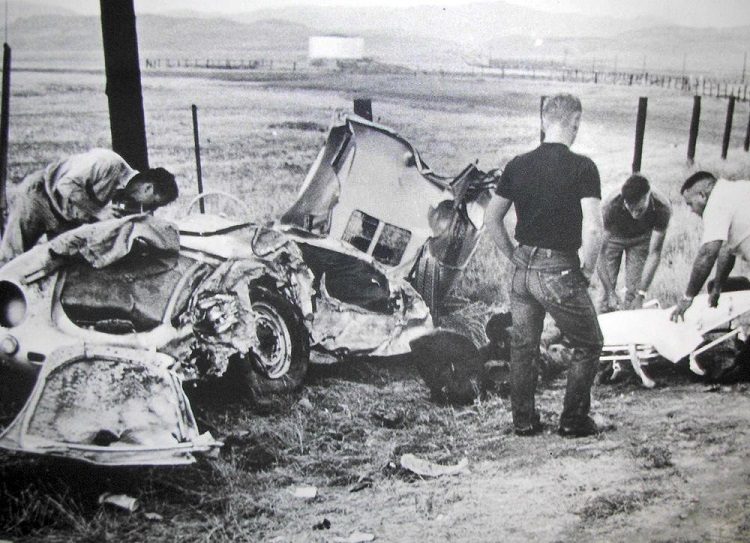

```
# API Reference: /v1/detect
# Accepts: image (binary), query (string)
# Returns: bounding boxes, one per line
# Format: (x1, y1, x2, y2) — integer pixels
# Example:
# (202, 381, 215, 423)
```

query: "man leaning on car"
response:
(485, 93, 604, 438)
(0, 148, 178, 264)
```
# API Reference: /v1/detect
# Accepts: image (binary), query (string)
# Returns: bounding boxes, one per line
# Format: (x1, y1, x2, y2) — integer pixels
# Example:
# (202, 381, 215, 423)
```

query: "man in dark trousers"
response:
(597, 173, 671, 311)
(0, 148, 178, 263)
(485, 93, 604, 437)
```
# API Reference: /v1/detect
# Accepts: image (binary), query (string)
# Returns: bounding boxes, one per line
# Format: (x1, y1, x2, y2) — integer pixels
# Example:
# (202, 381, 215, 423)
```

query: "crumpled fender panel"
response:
(0, 345, 220, 466)
(310, 276, 432, 357)
(169, 250, 314, 380)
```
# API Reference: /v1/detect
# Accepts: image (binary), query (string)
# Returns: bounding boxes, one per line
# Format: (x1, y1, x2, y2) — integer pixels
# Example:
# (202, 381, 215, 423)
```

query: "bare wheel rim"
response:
(252, 301, 293, 379)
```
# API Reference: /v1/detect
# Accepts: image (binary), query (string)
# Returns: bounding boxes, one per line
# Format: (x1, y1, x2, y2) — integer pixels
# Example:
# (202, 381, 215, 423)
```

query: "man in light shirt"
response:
(0, 148, 178, 263)
(670, 171, 750, 321)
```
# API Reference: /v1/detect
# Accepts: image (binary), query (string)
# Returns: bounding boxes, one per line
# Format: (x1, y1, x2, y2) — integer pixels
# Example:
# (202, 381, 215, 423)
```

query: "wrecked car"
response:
(280, 114, 493, 321)
(0, 114, 494, 465)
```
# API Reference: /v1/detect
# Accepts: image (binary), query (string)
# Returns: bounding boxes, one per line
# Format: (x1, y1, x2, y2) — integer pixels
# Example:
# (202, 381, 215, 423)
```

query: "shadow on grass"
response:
(306, 353, 418, 386)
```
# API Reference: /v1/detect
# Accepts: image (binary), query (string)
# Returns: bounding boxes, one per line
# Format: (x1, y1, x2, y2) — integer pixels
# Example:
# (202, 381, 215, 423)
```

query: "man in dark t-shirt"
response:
(485, 93, 604, 438)
(597, 174, 671, 312)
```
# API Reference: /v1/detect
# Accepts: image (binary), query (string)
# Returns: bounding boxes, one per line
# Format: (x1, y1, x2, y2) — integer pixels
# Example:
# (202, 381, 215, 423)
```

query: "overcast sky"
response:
(39, 0, 750, 28)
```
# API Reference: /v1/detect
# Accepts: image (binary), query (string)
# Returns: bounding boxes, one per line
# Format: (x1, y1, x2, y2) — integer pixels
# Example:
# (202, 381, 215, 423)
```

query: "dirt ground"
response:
(292, 384, 750, 543)
(237, 365, 750, 543)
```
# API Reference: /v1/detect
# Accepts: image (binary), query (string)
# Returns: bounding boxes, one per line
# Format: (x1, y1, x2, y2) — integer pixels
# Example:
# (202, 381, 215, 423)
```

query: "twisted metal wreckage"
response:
(0, 114, 494, 465)
(2, 114, 748, 466)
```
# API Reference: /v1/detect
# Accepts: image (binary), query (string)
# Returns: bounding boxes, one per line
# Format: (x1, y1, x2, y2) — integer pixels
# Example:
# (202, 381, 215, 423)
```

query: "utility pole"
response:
(99, 0, 149, 171)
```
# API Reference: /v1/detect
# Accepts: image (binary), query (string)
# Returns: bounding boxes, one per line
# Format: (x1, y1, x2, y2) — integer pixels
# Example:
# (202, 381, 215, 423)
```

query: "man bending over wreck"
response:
(671, 171, 750, 321)
(0, 148, 178, 264)
(485, 93, 604, 438)
(597, 173, 671, 311)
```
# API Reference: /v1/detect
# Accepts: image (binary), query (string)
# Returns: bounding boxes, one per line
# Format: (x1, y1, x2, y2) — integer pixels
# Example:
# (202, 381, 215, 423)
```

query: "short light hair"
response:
(542, 94, 582, 126)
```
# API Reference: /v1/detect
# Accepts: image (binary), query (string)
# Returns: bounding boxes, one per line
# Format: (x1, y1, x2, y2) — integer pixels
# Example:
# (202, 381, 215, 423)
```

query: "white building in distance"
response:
(308, 36, 365, 60)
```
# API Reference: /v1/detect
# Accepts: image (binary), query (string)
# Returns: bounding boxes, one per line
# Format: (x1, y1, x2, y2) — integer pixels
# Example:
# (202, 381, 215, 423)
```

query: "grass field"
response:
(2, 68, 750, 542)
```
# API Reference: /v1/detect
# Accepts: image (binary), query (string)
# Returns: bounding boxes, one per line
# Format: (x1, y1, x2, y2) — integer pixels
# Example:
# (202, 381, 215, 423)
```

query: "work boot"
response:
(557, 416, 599, 438)
(514, 412, 543, 437)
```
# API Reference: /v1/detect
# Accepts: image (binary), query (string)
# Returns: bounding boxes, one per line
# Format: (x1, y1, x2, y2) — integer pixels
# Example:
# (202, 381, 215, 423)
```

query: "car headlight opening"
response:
(0, 281, 27, 328)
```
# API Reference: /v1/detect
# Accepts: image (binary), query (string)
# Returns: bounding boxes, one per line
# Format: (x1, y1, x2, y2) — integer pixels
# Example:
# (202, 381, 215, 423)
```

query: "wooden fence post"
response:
(353, 98, 373, 121)
(744, 110, 750, 152)
(0, 44, 10, 235)
(191, 104, 205, 214)
(721, 96, 735, 159)
(540, 95, 547, 142)
(632, 97, 648, 173)
(687, 96, 701, 165)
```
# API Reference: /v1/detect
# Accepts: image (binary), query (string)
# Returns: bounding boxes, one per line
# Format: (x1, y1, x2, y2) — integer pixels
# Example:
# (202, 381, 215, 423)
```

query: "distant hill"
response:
(9, 14, 312, 56)
(5, 8, 748, 77)
(238, 1, 668, 41)
(4, 0, 75, 23)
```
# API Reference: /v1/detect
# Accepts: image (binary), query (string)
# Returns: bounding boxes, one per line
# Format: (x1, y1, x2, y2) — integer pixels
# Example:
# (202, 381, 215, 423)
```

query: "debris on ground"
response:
(98, 493, 139, 513)
(313, 518, 331, 530)
(292, 485, 318, 499)
(399, 453, 469, 477)
(370, 407, 405, 428)
(332, 531, 376, 543)
(143, 512, 164, 522)
(349, 477, 374, 492)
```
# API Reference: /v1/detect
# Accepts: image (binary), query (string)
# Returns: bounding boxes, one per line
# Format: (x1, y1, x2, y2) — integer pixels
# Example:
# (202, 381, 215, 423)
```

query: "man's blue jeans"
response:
(510, 245, 603, 429)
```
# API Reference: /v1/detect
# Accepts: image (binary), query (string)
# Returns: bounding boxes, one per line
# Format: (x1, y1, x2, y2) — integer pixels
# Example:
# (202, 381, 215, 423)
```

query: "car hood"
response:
(0, 345, 220, 465)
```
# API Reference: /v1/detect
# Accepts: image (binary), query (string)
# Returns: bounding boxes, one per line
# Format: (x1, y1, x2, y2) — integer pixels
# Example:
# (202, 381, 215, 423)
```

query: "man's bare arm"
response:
(638, 229, 667, 293)
(708, 244, 736, 306)
(596, 231, 615, 294)
(685, 240, 723, 297)
(484, 194, 515, 260)
(580, 197, 603, 281)
(670, 240, 723, 321)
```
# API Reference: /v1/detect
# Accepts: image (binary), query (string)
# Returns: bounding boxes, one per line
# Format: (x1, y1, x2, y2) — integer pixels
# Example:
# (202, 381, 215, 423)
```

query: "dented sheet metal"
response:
(168, 239, 315, 380)
(310, 278, 431, 356)
(0, 345, 219, 465)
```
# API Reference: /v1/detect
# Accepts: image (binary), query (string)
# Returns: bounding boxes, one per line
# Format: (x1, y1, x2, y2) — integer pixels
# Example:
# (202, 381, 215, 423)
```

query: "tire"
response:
(226, 285, 310, 404)
(411, 246, 442, 322)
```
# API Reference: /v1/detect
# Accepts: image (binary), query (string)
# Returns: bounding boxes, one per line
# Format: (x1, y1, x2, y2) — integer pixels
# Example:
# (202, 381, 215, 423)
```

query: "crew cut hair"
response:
(542, 94, 582, 126)
(621, 174, 650, 204)
(680, 171, 716, 194)
(128, 167, 179, 204)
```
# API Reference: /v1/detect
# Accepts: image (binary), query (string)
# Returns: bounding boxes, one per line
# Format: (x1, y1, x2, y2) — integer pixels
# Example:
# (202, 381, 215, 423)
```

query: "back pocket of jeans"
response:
(542, 270, 588, 304)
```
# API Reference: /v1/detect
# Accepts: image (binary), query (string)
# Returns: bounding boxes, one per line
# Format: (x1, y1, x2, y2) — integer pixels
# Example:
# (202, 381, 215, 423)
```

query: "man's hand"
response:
(670, 296, 694, 322)
(95, 205, 124, 221)
(708, 284, 722, 307)
(628, 293, 644, 310)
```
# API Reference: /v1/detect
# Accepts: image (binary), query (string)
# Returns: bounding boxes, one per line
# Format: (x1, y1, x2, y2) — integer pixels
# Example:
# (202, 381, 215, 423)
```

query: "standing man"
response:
(0, 148, 178, 263)
(485, 93, 604, 438)
(671, 171, 750, 321)
(597, 174, 671, 311)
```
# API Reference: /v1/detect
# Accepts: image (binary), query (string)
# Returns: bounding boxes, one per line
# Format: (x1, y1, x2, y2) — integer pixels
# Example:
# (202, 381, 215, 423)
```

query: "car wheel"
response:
(411, 246, 442, 322)
(228, 285, 310, 404)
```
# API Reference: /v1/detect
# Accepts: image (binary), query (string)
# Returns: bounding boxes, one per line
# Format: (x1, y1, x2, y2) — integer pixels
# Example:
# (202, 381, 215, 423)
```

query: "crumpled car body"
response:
(0, 214, 316, 464)
(0, 114, 492, 465)
(281, 114, 494, 320)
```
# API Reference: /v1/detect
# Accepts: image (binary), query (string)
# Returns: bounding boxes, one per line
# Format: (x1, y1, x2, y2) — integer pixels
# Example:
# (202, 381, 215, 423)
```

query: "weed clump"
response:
(577, 489, 660, 520)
